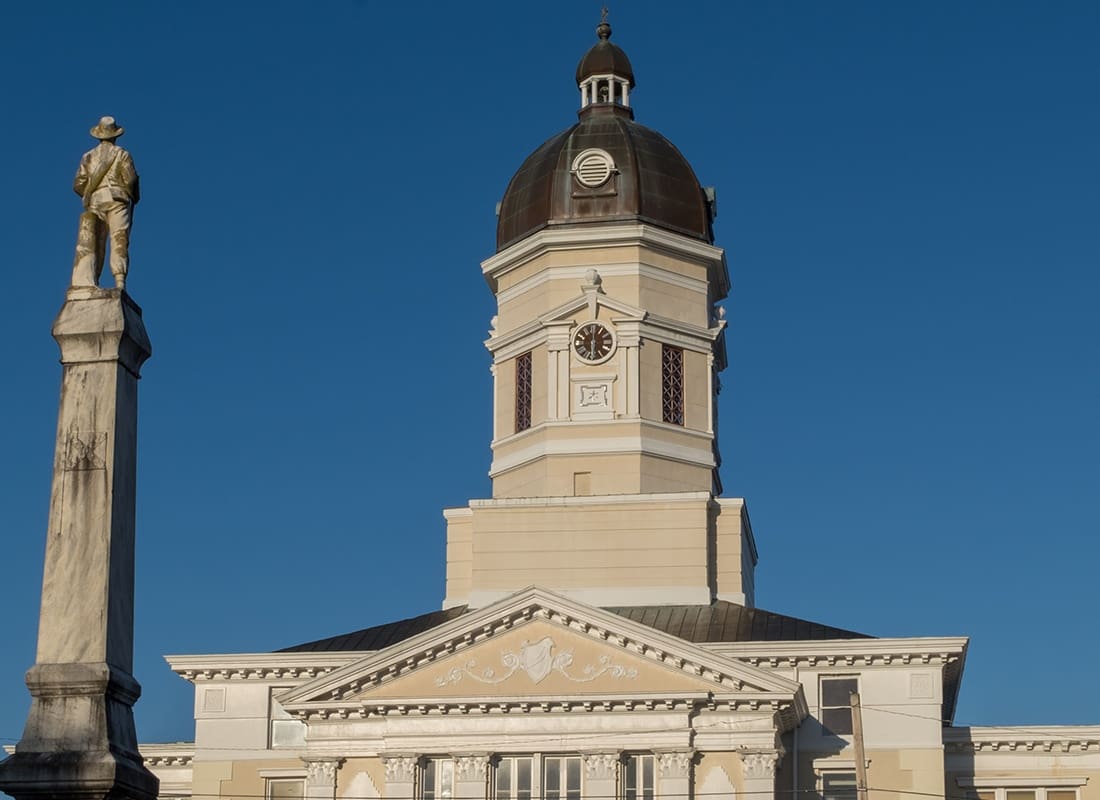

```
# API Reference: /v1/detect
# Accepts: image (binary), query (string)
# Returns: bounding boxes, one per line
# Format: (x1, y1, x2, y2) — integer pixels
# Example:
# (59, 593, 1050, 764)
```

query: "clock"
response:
(573, 322, 615, 363)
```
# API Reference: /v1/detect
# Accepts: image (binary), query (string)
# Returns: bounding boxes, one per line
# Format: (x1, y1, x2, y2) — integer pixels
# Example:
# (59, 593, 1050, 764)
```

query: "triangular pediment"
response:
(278, 588, 804, 723)
(538, 290, 646, 326)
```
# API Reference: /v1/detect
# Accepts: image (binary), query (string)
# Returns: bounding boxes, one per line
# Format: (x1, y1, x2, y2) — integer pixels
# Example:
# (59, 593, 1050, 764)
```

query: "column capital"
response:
(455, 755, 491, 781)
(741, 750, 781, 780)
(582, 752, 622, 780)
(382, 755, 419, 783)
(655, 751, 695, 778)
(303, 758, 344, 787)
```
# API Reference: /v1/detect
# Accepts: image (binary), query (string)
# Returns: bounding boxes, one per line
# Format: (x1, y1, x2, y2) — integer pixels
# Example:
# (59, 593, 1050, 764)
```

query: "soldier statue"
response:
(71, 116, 140, 290)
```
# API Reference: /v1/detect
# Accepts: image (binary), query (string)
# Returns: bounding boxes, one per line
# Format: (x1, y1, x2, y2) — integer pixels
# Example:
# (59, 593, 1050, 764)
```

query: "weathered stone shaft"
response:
(0, 287, 157, 800)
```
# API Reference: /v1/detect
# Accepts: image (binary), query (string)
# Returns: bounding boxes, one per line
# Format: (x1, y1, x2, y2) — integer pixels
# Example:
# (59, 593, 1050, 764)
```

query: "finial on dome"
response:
(597, 7, 612, 40)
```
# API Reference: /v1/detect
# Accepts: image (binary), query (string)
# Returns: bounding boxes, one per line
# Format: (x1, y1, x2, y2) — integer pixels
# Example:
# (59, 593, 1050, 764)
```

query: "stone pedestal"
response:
(0, 288, 157, 800)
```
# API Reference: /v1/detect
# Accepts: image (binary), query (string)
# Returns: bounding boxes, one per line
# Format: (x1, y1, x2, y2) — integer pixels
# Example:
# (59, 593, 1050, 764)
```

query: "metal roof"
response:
(278, 601, 870, 653)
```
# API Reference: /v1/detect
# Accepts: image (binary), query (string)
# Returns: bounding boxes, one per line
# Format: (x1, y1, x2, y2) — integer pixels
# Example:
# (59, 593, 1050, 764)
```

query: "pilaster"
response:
(741, 750, 781, 800)
(382, 756, 418, 800)
(582, 752, 621, 800)
(656, 751, 694, 800)
(304, 759, 343, 800)
(454, 755, 490, 800)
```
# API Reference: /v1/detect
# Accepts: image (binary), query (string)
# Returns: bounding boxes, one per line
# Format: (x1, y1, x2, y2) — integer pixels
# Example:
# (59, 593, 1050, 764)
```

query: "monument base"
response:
(0, 663, 158, 800)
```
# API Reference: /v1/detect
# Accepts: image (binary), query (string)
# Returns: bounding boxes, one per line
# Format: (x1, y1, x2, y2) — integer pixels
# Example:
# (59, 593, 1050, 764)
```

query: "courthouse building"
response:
(141, 21, 1100, 800)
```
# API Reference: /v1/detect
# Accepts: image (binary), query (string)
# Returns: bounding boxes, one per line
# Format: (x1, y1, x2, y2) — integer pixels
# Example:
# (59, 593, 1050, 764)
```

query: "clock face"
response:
(573, 322, 614, 362)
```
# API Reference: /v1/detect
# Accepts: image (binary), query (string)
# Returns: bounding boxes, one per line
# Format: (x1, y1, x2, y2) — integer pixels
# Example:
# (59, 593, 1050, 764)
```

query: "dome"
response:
(575, 20, 635, 87)
(496, 20, 713, 252)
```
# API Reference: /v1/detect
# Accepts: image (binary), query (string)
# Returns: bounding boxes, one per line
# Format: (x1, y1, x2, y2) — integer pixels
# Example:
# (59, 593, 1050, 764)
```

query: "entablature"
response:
(946, 725, 1100, 754)
(482, 223, 729, 298)
(165, 652, 359, 683)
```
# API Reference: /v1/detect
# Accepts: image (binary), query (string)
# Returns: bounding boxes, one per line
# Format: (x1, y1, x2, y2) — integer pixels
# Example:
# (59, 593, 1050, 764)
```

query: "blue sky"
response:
(0, 0, 1097, 749)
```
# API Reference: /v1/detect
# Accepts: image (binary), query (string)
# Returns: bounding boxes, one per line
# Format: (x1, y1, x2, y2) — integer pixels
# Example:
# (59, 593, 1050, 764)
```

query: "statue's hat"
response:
(90, 116, 125, 140)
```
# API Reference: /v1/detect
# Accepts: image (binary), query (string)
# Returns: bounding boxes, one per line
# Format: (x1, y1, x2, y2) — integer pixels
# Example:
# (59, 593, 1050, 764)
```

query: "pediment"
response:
(538, 290, 646, 327)
(278, 588, 804, 721)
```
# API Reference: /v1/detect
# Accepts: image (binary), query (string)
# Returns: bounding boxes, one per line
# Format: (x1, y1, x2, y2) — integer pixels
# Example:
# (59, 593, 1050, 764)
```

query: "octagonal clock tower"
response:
(444, 18, 756, 612)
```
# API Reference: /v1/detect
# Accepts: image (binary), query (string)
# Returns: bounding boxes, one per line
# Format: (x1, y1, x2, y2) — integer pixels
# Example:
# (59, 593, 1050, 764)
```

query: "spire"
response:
(576, 9, 635, 113)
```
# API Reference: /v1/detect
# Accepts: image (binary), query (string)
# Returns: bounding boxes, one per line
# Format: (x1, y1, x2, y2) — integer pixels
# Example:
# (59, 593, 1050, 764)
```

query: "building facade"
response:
(137, 20, 1099, 800)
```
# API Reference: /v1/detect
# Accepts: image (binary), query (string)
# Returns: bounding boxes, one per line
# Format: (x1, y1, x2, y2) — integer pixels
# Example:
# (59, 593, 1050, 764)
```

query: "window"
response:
(820, 676, 858, 735)
(624, 755, 655, 800)
(422, 758, 454, 800)
(661, 345, 684, 425)
(515, 351, 532, 432)
(495, 757, 533, 800)
(543, 756, 581, 800)
(961, 788, 1081, 800)
(266, 780, 304, 800)
(269, 687, 306, 747)
(820, 771, 857, 800)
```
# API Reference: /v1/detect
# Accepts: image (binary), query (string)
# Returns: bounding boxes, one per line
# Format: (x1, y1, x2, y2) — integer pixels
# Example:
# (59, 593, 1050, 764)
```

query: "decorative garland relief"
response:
(434, 636, 638, 687)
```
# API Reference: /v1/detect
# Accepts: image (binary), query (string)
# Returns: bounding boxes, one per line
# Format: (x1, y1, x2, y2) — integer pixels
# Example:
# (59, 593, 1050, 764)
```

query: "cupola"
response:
(575, 13, 635, 112)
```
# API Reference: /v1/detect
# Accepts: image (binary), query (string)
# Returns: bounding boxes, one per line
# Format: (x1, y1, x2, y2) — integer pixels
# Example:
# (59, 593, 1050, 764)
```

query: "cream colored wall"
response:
(713, 499, 754, 605)
(696, 752, 745, 797)
(487, 228, 722, 501)
(443, 509, 472, 609)
(489, 419, 716, 498)
(444, 493, 718, 607)
(338, 758, 385, 800)
(213, 758, 304, 800)
(492, 245, 712, 333)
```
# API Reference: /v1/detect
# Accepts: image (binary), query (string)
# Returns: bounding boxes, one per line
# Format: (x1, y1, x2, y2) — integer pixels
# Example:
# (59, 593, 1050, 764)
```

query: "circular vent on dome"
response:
(572, 148, 615, 187)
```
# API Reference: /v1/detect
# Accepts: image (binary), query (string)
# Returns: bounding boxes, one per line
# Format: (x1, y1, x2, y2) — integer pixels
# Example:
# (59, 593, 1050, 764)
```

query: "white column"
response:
(490, 362, 499, 440)
(627, 344, 640, 417)
(304, 758, 344, 800)
(559, 346, 571, 419)
(741, 751, 780, 800)
(454, 755, 490, 800)
(706, 352, 715, 435)
(622, 81, 630, 107)
(656, 752, 694, 800)
(547, 348, 559, 420)
(382, 755, 418, 800)
(583, 753, 620, 800)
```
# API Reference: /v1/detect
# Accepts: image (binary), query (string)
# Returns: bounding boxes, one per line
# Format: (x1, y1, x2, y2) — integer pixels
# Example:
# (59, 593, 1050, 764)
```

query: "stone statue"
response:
(71, 116, 140, 290)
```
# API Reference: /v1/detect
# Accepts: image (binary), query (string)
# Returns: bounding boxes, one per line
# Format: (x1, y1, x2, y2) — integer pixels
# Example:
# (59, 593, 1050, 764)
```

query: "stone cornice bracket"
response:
(382, 755, 418, 783)
(303, 758, 344, 786)
(582, 752, 622, 780)
(656, 751, 695, 779)
(741, 751, 781, 780)
(454, 755, 491, 781)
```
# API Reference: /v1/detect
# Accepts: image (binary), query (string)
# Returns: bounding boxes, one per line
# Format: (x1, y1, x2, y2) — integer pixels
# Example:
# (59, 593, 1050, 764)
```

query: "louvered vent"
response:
(572, 149, 614, 188)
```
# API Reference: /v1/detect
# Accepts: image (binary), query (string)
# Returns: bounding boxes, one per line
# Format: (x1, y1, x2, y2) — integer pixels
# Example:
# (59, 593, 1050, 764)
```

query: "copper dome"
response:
(496, 23, 713, 252)
(575, 20, 635, 87)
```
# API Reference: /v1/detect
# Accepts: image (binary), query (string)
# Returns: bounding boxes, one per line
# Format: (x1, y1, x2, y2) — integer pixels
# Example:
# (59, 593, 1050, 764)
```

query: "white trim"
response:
(165, 652, 360, 681)
(495, 262, 709, 306)
(468, 490, 716, 508)
(489, 426, 716, 476)
(707, 637, 969, 662)
(483, 223, 726, 286)
(258, 769, 309, 779)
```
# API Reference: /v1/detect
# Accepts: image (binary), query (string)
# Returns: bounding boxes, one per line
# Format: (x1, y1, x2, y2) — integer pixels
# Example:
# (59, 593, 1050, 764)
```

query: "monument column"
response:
(0, 285, 157, 800)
